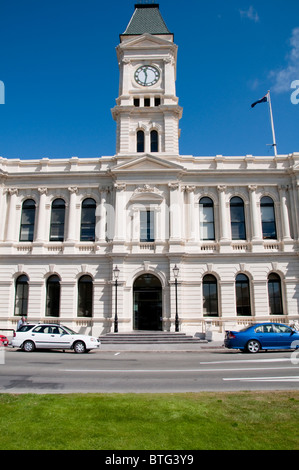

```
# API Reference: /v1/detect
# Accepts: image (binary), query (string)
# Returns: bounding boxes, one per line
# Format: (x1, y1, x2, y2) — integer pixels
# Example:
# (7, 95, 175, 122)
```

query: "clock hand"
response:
(143, 68, 148, 85)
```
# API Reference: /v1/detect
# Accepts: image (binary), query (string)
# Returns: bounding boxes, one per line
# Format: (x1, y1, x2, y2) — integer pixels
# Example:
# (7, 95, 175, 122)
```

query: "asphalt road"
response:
(1, 347, 299, 393)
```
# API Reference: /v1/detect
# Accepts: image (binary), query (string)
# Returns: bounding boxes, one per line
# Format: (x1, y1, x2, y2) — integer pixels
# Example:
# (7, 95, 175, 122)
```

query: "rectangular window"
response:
(236, 275, 251, 316)
(80, 199, 96, 242)
(20, 200, 36, 242)
(134, 98, 140, 107)
(261, 206, 277, 239)
(14, 277, 29, 317)
(144, 98, 150, 107)
(200, 204, 215, 240)
(50, 200, 65, 242)
(20, 224, 35, 242)
(230, 200, 246, 240)
(155, 97, 161, 106)
(137, 130, 145, 153)
(140, 211, 155, 242)
(203, 277, 218, 316)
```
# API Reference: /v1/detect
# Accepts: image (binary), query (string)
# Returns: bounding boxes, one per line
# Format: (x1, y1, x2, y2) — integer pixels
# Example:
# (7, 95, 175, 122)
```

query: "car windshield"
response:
(18, 324, 35, 332)
(61, 325, 77, 335)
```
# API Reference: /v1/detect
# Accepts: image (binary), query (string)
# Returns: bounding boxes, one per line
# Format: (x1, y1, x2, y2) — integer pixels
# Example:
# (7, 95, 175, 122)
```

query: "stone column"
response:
(248, 185, 262, 240)
(0, 187, 6, 241)
(279, 185, 291, 240)
(98, 188, 108, 242)
(155, 206, 162, 242)
(217, 185, 229, 241)
(160, 198, 167, 241)
(183, 186, 196, 241)
(131, 206, 140, 243)
(168, 182, 181, 240)
(5, 188, 18, 242)
(67, 187, 78, 242)
(114, 183, 126, 241)
(35, 187, 48, 242)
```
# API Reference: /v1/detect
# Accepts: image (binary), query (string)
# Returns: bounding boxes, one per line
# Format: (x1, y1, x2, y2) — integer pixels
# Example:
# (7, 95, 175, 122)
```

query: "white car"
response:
(12, 323, 100, 353)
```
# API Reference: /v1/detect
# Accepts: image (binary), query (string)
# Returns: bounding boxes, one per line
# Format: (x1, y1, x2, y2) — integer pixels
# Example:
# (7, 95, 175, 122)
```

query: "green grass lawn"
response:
(0, 391, 298, 450)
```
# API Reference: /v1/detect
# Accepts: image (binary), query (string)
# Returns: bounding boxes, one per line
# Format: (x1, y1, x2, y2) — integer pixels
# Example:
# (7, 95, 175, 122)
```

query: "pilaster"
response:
(217, 185, 230, 252)
(5, 188, 18, 242)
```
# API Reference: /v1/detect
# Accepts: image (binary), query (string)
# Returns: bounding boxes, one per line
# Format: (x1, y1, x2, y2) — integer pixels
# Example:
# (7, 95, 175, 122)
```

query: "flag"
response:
(251, 93, 268, 108)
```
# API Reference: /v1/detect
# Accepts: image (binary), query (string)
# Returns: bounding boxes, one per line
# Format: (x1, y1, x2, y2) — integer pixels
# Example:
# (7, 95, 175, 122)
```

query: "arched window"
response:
(199, 197, 215, 240)
(19, 199, 36, 241)
(150, 130, 158, 152)
(50, 199, 65, 242)
(137, 130, 145, 153)
(14, 275, 29, 317)
(261, 196, 277, 239)
(230, 197, 246, 240)
(46, 275, 60, 317)
(80, 198, 96, 241)
(203, 275, 218, 316)
(268, 273, 283, 315)
(235, 274, 251, 316)
(78, 275, 93, 317)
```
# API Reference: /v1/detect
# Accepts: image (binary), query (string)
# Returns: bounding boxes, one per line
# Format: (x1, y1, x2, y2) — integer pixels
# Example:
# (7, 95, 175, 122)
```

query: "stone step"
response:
(99, 332, 203, 344)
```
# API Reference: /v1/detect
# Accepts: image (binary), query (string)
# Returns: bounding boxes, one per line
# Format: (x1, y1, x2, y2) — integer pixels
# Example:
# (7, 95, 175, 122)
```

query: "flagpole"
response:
(267, 90, 278, 157)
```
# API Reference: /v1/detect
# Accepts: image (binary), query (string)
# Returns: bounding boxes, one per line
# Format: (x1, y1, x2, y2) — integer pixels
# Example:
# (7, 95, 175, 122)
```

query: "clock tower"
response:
(111, 3, 183, 156)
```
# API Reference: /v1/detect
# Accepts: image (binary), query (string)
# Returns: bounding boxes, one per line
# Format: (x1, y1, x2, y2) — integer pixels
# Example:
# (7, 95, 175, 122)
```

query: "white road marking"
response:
(223, 376, 299, 382)
(61, 366, 297, 373)
(200, 358, 293, 365)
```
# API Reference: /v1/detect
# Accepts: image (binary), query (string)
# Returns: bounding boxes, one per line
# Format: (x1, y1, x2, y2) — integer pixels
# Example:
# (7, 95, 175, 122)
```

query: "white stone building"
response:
(0, 4, 298, 339)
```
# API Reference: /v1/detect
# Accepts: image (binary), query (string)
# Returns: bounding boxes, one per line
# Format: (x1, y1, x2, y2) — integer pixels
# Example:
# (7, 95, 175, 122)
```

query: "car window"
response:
(32, 325, 44, 333)
(255, 325, 273, 333)
(273, 324, 292, 334)
(18, 325, 35, 332)
(61, 325, 76, 335)
(51, 327, 59, 334)
(58, 326, 67, 335)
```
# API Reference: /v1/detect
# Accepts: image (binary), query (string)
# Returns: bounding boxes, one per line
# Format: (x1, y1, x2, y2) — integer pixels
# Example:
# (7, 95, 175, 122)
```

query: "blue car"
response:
(224, 322, 299, 353)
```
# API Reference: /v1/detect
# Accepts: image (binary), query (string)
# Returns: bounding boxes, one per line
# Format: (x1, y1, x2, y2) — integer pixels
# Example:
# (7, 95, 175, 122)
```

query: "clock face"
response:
(135, 65, 160, 87)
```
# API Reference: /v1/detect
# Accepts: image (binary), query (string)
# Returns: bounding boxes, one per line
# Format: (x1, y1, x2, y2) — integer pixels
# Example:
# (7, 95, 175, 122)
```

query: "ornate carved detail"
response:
(134, 184, 162, 195)
(168, 182, 180, 190)
(114, 183, 126, 191)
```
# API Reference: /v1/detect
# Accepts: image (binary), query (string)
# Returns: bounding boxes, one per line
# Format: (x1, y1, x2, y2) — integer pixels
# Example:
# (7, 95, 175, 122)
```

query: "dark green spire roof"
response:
(122, 4, 172, 36)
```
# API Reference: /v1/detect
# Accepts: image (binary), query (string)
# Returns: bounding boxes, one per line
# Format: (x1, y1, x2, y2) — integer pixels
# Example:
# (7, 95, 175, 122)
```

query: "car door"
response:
(48, 326, 73, 349)
(272, 324, 294, 348)
(255, 323, 279, 349)
(31, 325, 53, 349)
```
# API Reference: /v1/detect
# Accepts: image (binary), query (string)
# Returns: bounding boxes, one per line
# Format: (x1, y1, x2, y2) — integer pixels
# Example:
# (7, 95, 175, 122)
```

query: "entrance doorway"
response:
(133, 274, 162, 331)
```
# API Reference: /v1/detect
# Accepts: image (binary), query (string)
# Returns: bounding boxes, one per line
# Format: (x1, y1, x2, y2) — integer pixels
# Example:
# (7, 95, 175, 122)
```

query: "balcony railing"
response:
(0, 238, 297, 255)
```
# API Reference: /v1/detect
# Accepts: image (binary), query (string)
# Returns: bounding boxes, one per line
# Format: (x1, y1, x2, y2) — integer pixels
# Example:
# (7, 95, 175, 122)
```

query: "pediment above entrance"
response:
(119, 33, 176, 51)
(111, 154, 184, 174)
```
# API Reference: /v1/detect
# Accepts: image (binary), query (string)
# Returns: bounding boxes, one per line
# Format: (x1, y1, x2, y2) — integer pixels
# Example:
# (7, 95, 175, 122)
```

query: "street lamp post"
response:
(173, 264, 179, 332)
(113, 265, 120, 333)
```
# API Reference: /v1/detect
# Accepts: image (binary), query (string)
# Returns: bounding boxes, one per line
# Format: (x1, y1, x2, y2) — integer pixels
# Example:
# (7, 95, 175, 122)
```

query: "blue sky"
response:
(0, 0, 298, 159)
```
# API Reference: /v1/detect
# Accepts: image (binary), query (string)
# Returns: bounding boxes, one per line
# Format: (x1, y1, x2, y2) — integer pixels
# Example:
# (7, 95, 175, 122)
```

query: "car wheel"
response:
(246, 340, 261, 354)
(73, 341, 86, 354)
(23, 340, 35, 352)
